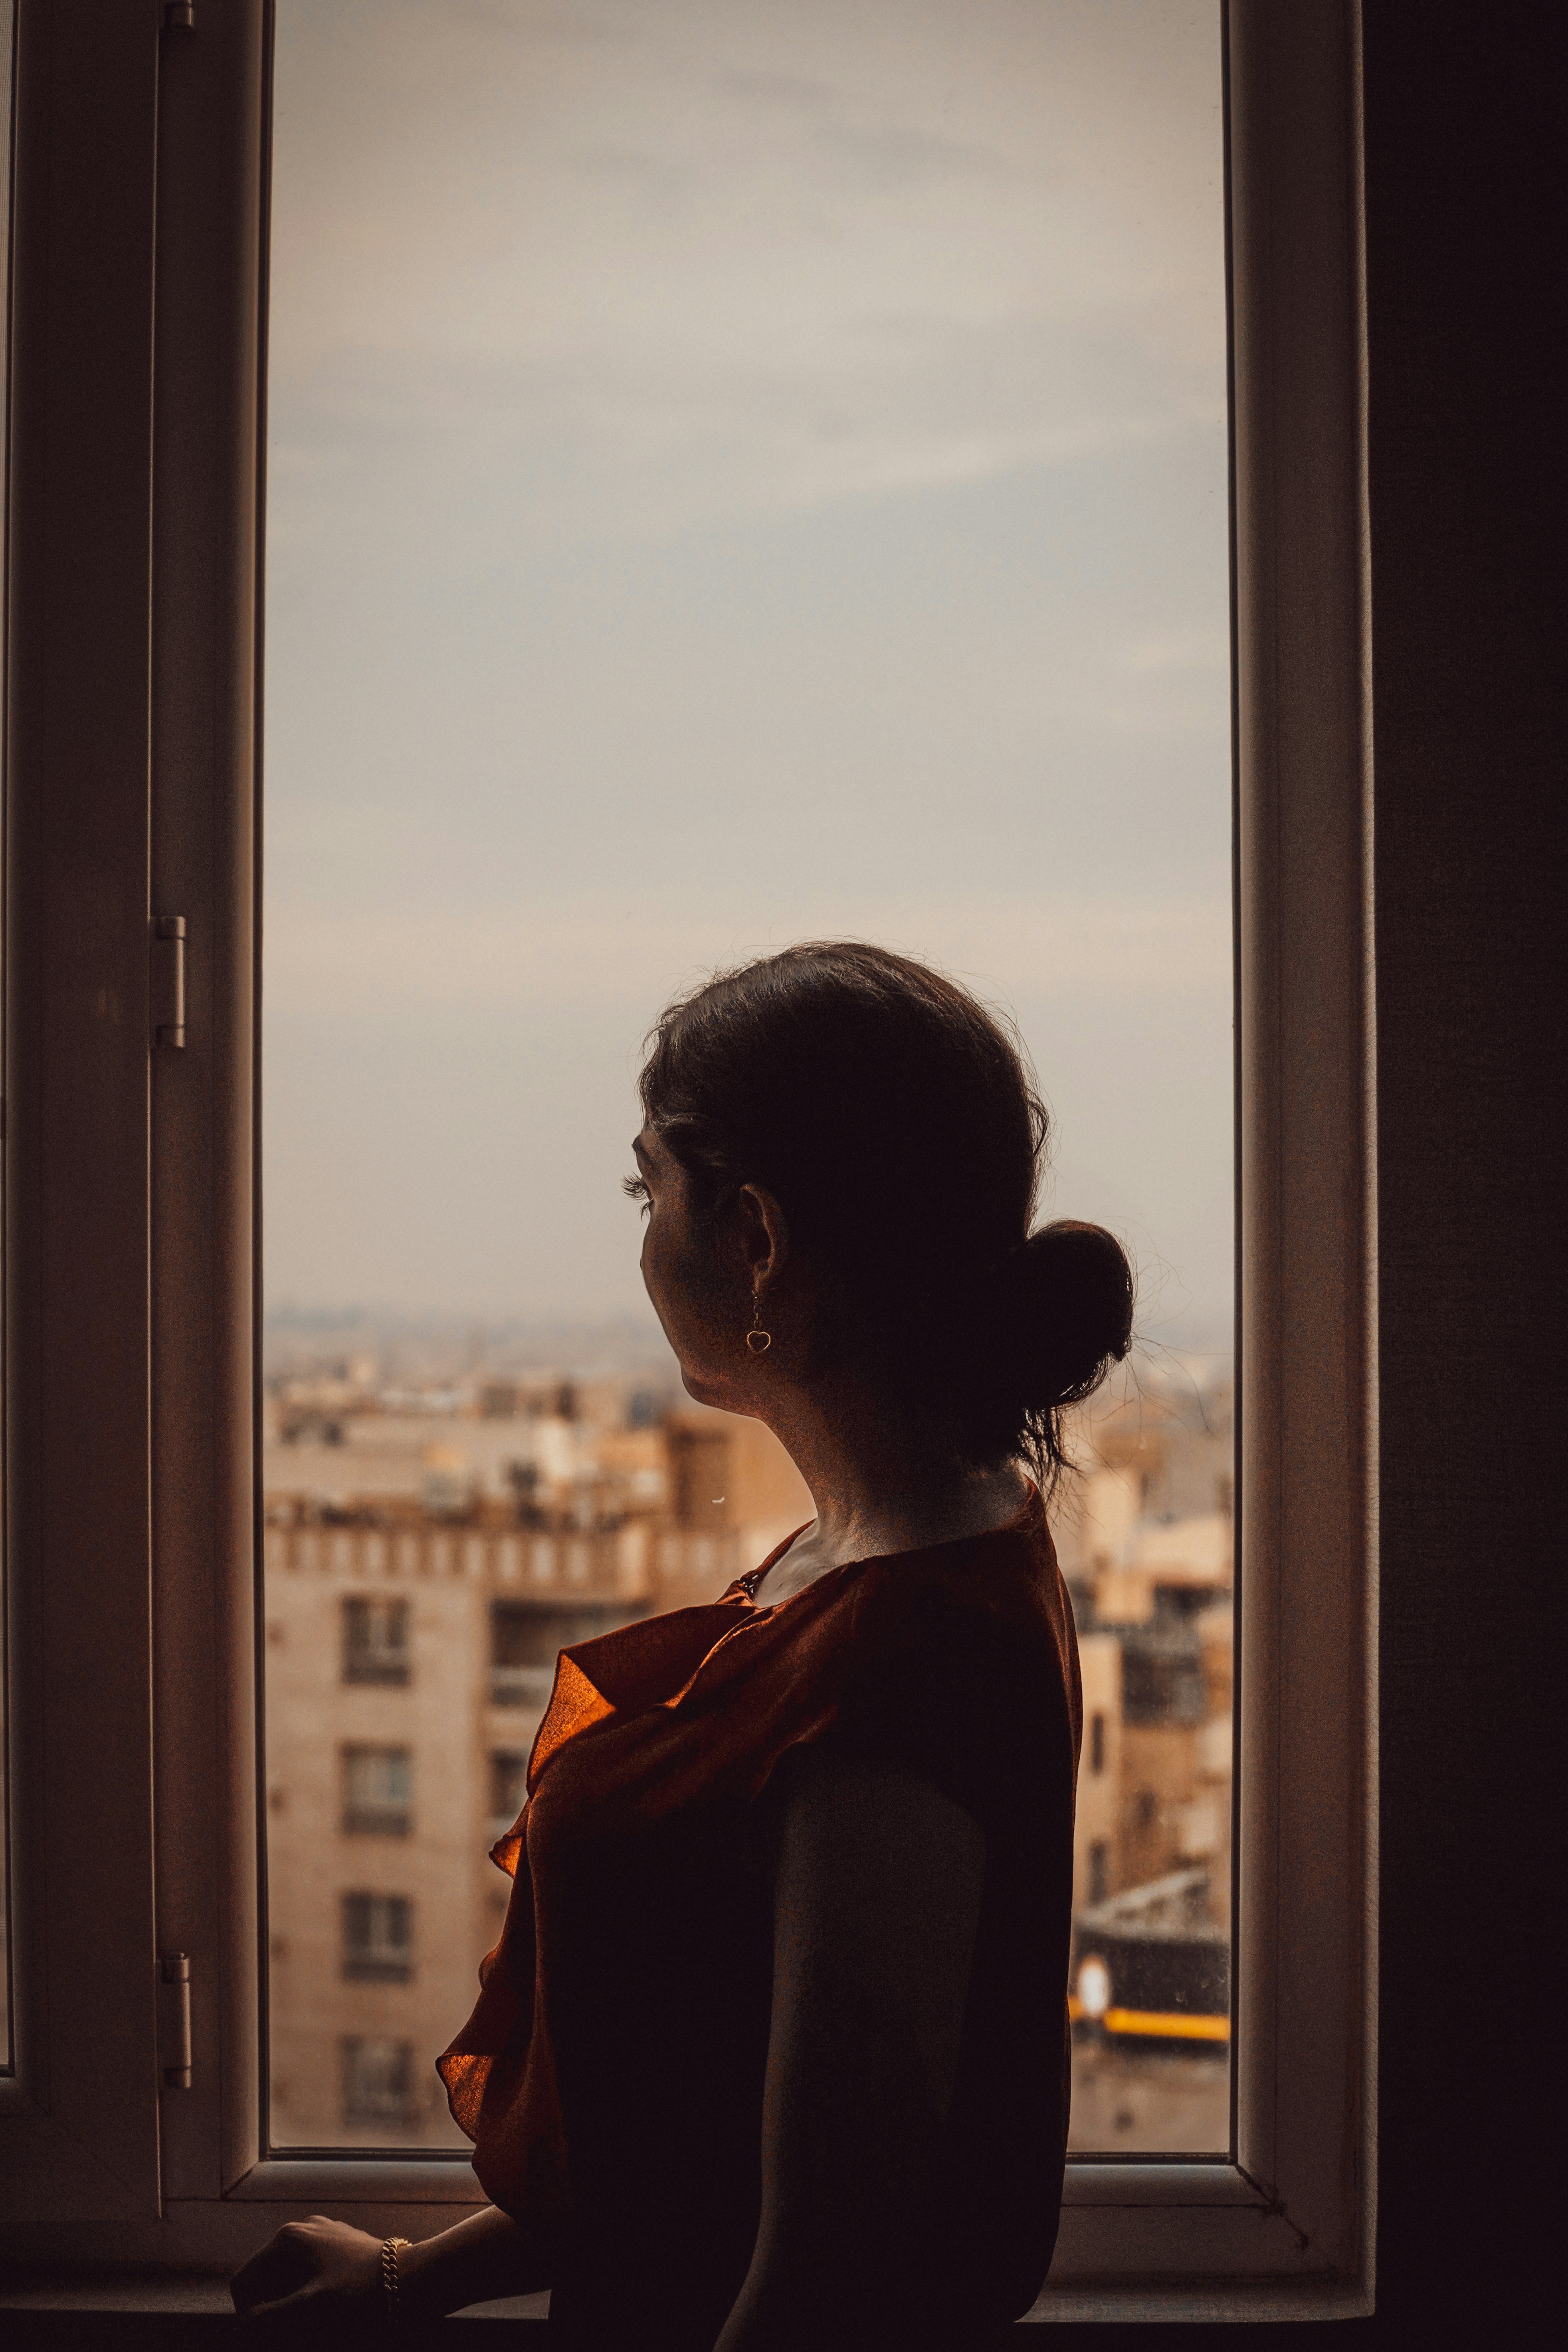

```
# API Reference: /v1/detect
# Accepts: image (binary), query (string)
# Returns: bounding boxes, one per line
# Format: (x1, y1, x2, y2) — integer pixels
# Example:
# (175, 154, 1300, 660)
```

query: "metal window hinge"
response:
(151, 915, 186, 1050)
(159, 1951, 192, 2090)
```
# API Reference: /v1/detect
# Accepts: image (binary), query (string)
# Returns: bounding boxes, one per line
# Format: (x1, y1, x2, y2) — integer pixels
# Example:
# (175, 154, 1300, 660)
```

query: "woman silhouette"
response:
(233, 942, 1133, 2349)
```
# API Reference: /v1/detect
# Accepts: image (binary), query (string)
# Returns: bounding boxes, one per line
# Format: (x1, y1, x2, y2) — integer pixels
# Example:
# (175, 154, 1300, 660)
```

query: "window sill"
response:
(0, 2268, 1370, 2338)
(1028, 2281, 1372, 2322)
(0, 2273, 553, 2341)
(217, 2154, 1266, 2208)
(205, 2158, 1362, 2318)
(226, 2155, 485, 2200)
(1, 2160, 1362, 2313)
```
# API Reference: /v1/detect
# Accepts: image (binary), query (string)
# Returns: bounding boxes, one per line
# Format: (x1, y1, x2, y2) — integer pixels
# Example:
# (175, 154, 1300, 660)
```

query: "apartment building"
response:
(264, 1511, 652, 2148)
(262, 1373, 1231, 2142)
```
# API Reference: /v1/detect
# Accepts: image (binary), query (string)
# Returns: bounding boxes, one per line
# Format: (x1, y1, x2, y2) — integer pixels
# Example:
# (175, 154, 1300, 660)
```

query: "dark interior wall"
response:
(1362, 0, 1558, 2340)
(1009, 3, 1562, 2342)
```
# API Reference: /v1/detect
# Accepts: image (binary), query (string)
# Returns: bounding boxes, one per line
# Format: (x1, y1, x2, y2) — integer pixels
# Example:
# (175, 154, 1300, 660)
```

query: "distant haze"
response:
(264, 0, 1233, 1354)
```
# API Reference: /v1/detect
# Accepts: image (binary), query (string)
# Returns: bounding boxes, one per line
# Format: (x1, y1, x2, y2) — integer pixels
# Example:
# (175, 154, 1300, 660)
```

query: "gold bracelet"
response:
(381, 2236, 414, 2327)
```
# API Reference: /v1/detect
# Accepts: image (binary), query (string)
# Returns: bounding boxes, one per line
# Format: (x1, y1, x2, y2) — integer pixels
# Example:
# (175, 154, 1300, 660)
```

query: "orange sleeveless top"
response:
(438, 1489, 1081, 2348)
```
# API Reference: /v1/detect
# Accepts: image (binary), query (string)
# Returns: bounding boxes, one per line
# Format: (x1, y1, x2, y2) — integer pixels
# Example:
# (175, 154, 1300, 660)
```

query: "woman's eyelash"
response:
(623, 1173, 651, 1212)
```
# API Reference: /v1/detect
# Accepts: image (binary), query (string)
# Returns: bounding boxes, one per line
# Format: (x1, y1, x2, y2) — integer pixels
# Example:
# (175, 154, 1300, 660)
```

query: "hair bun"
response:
(1020, 1220, 1135, 1409)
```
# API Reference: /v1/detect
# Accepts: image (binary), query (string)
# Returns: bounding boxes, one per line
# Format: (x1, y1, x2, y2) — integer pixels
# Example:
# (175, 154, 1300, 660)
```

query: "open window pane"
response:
(261, 0, 1232, 2156)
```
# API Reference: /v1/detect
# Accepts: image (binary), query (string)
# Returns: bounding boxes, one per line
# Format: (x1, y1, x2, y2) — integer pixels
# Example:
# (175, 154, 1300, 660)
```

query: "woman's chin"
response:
(678, 1362, 728, 1408)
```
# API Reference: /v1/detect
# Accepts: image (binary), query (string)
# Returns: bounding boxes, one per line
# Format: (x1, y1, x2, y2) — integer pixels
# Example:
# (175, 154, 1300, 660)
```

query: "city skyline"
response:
(261, 1346, 1234, 2154)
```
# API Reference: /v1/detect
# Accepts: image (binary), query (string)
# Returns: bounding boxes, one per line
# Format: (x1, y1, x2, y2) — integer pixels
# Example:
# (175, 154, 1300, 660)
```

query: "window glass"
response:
(262, 0, 1232, 2154)
(342, 2035, 418, 2128)
(1, 0, 15, 2079)
(341, 1595, 410, 1687)
(342, 1745, 413, 1837)
(1056, 1372, 1233, 2142)
(341, 1891, 414, 1984)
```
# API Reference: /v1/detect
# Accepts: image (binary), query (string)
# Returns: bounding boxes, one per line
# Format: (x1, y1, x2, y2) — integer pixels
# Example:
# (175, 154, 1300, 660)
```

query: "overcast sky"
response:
(263, 0, 1232, 1352)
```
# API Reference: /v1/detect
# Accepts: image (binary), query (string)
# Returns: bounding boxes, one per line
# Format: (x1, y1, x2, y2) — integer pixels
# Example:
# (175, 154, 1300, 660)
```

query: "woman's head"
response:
(631, 942, 1133, 1485)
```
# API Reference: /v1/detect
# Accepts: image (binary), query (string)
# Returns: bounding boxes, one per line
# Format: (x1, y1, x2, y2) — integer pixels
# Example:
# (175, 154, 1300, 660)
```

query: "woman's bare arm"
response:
(715, 1746, 985, 2352)
(231, 2199, 546, 2322)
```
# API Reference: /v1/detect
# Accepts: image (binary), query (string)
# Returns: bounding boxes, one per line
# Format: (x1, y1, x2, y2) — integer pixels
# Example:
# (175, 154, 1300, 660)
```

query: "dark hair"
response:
(637, 942, 1134, 1488)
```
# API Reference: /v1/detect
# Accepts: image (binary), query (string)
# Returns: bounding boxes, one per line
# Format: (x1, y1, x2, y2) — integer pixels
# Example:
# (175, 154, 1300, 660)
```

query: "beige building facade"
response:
(264, 1517, 651, 2148)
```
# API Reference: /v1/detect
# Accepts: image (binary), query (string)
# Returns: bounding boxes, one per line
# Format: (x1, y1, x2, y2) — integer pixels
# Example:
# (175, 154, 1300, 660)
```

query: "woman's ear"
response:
(737, 1184, 790, 1284)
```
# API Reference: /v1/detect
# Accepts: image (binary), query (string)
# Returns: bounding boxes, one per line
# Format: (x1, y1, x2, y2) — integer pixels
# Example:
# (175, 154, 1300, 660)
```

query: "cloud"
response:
(808, 120, 1014, 192)
(263, 289, 1221, 554)
(262, 893, 1232, 1021)
(718, 68, 835, 112)
(1125, 629, 1231, 675)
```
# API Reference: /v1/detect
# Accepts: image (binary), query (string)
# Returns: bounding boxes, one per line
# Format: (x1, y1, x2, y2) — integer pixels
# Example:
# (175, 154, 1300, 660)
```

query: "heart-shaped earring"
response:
(746, 1290, 772, 1356)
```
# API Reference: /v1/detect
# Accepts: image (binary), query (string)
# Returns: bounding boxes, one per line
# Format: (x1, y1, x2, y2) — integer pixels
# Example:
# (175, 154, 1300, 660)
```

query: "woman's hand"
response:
(233, 2203, 549, 2325)
(230, 2215, 385, 2323)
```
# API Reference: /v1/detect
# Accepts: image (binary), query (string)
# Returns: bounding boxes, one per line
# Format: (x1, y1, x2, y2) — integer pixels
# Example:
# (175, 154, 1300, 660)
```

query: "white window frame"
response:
(0, 0, 1375, 2317)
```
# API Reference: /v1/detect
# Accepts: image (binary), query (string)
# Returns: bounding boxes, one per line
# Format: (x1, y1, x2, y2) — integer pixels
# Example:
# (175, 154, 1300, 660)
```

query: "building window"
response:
(341, 2036, 417, 2127)
(491, 1602, 613, 1706)
(1089, 1839, 1111, 1908)
(341, 1596, 410, 1687)
(342, 1746, 412, 1837)
(489, 1751, 529, 1842)
(341, 1892, 413, 1983)
(1089, 1711, 1107, 1776)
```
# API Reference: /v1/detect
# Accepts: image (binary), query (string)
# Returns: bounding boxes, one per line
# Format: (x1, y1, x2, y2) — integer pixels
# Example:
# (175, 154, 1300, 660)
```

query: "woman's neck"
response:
(747, 1365, 1029, 1599)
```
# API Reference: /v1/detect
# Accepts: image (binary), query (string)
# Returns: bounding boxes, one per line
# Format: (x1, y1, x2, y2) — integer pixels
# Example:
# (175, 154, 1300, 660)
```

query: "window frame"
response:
(0, 0, 1375, 2314)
